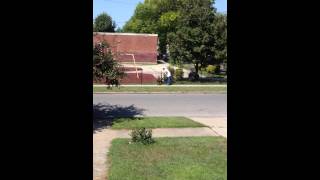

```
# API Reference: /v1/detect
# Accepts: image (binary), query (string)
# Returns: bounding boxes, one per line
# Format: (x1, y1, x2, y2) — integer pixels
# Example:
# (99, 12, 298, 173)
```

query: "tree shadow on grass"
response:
(93, 103, 145, 133)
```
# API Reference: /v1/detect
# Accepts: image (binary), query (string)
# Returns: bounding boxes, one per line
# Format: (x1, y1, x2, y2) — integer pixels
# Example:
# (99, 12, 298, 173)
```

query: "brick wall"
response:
(120, 73, 157, 84)
(93, 32, 158, 64)
(93, 72, 157, 85)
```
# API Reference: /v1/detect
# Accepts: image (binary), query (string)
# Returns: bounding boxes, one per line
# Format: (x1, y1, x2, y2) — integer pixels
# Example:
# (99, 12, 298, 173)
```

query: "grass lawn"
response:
(111, 116, 206, 129)
(108, 137, 227, 180)
(93, 86, 227, 93)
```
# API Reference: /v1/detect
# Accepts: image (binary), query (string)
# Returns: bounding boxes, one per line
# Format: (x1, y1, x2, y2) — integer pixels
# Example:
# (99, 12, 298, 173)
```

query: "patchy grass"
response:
(93, 86, 226, 93)
(108, 136, 227, 180)
(111, 116, 206, 129)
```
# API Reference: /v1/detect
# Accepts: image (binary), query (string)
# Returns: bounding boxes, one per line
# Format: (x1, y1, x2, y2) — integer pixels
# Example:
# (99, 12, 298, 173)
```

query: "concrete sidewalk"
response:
(189, 117, 227, 138)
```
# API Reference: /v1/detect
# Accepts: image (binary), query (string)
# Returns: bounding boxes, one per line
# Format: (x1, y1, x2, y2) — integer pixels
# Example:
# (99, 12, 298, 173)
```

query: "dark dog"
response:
(105, 78, 120, 89)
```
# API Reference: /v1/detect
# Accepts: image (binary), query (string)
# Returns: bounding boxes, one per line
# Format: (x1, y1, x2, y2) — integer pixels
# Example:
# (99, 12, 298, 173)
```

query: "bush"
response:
(130, 128, 155, 145)
(168, 66, 175, 77)
(175, 68, 184, 81)
(206, 65, 216, 74)
(93, 41, 125, 82)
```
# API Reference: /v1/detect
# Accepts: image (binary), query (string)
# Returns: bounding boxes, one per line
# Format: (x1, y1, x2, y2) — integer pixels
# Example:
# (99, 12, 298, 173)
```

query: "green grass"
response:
(111, 116, 206, 129)
(93, 86, 227, 93)
(108, 137, 227, 180)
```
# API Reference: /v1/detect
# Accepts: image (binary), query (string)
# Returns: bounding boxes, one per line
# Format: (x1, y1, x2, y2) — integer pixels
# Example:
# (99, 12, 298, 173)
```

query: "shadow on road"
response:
(93, 103, 145, 133)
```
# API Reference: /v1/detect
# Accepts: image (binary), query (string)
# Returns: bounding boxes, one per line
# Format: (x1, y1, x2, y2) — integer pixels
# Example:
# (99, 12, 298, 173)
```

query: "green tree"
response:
(122, 0, 226, 76)
(94, 12, 116, 32)
(93, 41, 124, 82)
(168, 0, 216, 76)
(213, 13, 227, 66)
(123, 0, 179, 54)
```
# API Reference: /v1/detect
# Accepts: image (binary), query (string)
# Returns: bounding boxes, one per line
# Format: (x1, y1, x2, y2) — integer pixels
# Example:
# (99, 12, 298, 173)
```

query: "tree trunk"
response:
(195, 63, 199, 75)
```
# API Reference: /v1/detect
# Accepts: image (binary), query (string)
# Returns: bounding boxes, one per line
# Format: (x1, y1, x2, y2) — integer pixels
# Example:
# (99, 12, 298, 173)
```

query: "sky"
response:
(93, 0, 227, 28)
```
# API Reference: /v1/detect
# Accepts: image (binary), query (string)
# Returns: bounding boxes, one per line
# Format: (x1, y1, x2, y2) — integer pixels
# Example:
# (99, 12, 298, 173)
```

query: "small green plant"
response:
(175, 68, 184, 81)
(130, 128, 155, 145)
(206, 65, 216, 74)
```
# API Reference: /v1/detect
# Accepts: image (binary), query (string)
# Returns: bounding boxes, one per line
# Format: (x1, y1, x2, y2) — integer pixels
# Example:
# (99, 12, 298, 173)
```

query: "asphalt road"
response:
(93, 94, 227, 118)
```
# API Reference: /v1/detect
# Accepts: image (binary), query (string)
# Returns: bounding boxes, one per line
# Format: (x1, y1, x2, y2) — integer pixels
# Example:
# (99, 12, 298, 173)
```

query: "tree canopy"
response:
(168, 0, 216, 74)
(123, 0, 180, 54)
(213, 13, 227, 65)
(94, 12, 116, 32)
(122, 0, 227, 76)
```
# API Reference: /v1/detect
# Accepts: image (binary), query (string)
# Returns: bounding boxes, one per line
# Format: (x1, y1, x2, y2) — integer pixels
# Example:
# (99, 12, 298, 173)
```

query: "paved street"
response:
(93, 94, 227, 118)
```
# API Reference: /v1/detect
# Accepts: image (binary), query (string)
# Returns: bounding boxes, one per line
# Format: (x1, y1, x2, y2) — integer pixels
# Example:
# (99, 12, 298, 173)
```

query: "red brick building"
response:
(93, 32, 159, 84)
(93, 32, 158, 64)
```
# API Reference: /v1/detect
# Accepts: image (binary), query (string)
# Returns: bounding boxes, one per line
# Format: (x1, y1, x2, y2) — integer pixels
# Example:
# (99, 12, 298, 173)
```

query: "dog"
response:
(105, 78, 120, 89)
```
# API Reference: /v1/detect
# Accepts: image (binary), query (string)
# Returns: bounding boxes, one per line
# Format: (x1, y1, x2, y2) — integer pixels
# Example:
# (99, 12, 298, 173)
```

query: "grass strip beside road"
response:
(111, 116, 206, 129)
(93, 86, 227, 93)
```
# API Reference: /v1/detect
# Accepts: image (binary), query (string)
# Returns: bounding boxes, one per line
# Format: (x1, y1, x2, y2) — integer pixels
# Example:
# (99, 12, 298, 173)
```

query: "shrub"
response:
(168, 66, 175, 78)
(130, 128, 155, 145)
(93, 41, 125, 82)
(206, 65, 216, 74)
(168, 57, 176, 65)
(175, 68, 184, 81)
